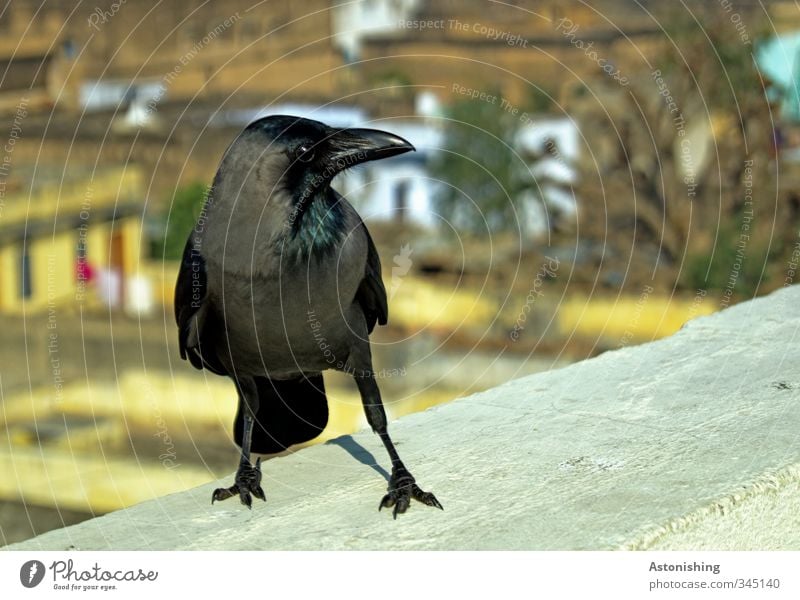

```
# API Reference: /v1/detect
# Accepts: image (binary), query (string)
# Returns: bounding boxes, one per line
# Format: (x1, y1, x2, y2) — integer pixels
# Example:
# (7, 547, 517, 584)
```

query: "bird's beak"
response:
(326, 127, 415, 175)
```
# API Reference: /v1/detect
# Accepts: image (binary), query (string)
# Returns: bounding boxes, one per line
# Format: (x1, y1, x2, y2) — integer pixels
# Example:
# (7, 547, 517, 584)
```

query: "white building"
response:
(213, 103, 579, 233)
(515, 116, 580, 235)
(331, 0, 420, 62)
(214, 103, 442, 228)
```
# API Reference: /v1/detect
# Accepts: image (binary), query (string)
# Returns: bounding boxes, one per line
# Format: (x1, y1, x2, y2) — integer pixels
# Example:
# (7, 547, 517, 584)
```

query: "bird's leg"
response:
(355, 373, 442, 518)
(212, 377, 266, 508)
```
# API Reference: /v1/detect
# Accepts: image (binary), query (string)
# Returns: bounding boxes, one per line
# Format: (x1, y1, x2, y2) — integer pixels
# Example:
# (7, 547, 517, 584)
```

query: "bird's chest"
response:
(205, 240, 366, 375)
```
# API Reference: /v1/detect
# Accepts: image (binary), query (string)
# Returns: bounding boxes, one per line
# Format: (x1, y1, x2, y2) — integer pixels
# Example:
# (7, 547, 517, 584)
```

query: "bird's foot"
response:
(211, 457, 265, 509)
(379, 467, 442, 519)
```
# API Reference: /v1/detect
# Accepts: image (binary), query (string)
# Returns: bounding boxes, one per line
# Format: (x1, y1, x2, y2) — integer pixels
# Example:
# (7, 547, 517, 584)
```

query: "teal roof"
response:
(756, 32, 800, 121)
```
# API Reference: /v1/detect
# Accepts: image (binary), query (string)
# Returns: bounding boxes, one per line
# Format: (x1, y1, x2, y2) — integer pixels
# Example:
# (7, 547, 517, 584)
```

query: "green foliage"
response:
(430, 95, 538, 233)
(369, 69, 412, 88)
(527, 86, 555, 114)
(660, 10, 763, 109)
(160, 182, 208, 260)
(681, 223, 773, 295)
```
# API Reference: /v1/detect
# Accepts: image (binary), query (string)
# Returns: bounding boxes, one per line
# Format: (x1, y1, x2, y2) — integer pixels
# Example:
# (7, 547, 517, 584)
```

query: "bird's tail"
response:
(234, 374, 329, 455)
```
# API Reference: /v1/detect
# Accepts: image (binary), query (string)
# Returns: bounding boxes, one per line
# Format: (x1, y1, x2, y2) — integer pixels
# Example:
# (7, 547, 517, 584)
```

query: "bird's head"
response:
(241, 115, 415, 213)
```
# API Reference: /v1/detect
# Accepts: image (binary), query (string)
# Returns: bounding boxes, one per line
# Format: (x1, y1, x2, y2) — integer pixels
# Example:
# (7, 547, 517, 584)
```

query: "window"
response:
(20, 245, 32, 299)
(393, 181, 410, 223)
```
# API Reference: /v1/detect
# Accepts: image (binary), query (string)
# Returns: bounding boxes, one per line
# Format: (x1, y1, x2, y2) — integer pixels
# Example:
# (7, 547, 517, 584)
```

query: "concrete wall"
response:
(6, 284, 800, 550)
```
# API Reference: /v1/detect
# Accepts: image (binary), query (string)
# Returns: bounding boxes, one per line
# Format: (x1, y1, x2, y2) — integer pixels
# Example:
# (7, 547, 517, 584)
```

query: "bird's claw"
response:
(379, 470, 442, 519)
(211, 457, 265, 509)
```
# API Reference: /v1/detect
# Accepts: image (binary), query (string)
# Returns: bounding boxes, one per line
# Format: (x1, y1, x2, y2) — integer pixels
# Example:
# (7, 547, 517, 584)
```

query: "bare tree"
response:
(565, 5, 789, 297)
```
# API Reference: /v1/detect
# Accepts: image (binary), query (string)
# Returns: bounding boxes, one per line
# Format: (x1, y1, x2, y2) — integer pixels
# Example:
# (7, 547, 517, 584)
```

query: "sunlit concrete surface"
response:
(6, 285, 800, 550)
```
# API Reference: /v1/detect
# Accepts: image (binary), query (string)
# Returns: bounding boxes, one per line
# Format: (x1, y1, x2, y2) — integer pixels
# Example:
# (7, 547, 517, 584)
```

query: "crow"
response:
(174, 115, 441, 518)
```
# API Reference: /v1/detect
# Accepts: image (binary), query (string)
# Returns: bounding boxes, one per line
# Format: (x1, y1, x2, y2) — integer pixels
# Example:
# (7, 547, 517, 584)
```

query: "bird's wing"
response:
(355, 224, 388, 334)
(234, 374, 329, 454)
(174, 236, 226, 374)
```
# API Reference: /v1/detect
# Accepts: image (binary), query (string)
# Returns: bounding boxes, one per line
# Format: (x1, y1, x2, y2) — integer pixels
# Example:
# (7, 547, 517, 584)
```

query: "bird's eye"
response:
(295, 145, 315, 163)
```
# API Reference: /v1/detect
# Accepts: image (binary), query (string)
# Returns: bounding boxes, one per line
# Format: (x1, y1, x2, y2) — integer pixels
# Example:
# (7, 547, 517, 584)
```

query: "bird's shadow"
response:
(325, 435, 390, 482)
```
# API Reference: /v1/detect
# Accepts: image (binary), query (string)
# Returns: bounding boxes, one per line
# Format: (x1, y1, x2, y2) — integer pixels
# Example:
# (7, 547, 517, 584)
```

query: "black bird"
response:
(174, 115, 442, 518)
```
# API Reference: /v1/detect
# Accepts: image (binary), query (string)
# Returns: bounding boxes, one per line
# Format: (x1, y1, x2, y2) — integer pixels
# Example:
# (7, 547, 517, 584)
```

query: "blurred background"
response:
(0, 0, 797, 544)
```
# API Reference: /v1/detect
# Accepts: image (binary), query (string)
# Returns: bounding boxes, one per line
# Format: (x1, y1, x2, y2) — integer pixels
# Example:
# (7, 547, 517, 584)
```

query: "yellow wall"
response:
(0, 247, 16, 311)
(0, 216, 144, 314)
(121, 217, 142, 276)
(3, 232, 79, 313)
(0, 166, 145, 314)
(557, 295, 716, 343)
(86, 222, 110, 271)
(1, 168, 142, 229)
